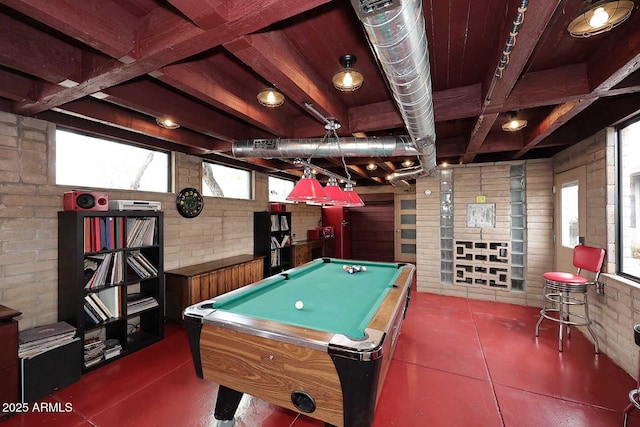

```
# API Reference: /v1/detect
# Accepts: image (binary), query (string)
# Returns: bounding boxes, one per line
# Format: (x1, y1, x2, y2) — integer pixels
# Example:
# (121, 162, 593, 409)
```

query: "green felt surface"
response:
(213, 259, 403, 339)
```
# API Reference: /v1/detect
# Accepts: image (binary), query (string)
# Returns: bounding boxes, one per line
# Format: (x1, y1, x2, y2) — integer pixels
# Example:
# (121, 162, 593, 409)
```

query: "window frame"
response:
(268, 175, 296, 203)
(616, 114, 640, 282)
(55, 128, 172, 193)
(201, 160, 254, 200)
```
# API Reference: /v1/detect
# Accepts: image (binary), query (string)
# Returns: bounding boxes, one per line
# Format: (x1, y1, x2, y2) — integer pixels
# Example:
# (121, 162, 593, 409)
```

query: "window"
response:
(268, 176, 294, 202)
(560, 181, 579, 248)
(56, 129, 170, 192)
(202, 161, 252, 199)
(617, 117, 640, 280)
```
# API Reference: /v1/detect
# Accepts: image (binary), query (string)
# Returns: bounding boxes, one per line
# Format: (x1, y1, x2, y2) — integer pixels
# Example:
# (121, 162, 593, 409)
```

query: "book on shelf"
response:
(84, 252, 124, 289)
(280, 215, 289, 231)
(270, 249, 280, 267)
(126, 293, 159, 315)
(270, 235, 291, 249)
(84, 304, 100, 324)
(84, 295, 108, 322)
(126, 217, 157, 247)
(83, 287, 121, 323)
(104, 338, 122, 360)
(270, 214, 279, 231)
(83, 216, 125, 252)
(18, 321, 78, 359)
(126, 251, 158, 279)
(98, 286, 121, 317)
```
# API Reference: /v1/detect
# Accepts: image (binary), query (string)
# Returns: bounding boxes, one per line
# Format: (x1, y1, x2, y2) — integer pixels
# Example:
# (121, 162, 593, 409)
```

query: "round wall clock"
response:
(176, 187, 204, 218)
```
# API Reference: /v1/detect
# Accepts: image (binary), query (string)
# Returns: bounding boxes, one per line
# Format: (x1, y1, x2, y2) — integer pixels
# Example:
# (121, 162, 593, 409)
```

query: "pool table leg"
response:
(214, 385, 243, 425)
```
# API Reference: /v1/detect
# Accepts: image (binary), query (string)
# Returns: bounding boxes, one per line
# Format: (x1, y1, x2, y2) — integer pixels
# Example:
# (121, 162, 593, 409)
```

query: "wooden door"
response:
(394, 192, 417, 263)
(554, 166, 587, 272)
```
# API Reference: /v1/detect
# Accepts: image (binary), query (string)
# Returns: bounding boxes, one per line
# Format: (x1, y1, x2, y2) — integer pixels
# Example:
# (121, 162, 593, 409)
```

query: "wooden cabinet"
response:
(292, 238, 335, 267)
(293, 242, 311, 266)
(165, 255, 264, 322)
(254, 211, 292, 277)
(58, 210, 164, 372)
(0, 305, 21, 417)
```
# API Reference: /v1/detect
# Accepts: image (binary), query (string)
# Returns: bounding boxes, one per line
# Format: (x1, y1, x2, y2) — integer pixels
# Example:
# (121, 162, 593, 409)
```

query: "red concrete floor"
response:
(3, 293, 640, 427)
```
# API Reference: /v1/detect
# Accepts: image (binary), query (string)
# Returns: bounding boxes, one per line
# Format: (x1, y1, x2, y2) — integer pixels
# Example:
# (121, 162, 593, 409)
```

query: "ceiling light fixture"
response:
(568, 0, 634, 38)
(286, 167, 330, 203)
(501, 111, 528, 132)
(401, 159, 415, 168)
(257, 87, 285, 108)
(156, 117, 180, 129)
(332, 54, 364, 92)
(366, 163, 378, 171)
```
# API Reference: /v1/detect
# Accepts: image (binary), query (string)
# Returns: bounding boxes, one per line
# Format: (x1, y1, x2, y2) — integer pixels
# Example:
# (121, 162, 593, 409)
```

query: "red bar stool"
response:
(534, 244, 605, 353)
(623, 324, 640, 426)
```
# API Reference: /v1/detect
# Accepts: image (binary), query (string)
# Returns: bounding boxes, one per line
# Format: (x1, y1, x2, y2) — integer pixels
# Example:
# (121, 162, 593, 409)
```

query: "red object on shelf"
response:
(307, 226, 334, 240)
(270, 203, 286, 212)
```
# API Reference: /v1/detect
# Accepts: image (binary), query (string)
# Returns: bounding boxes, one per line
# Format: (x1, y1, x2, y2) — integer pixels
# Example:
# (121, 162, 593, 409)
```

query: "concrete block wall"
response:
(0, 112, 322, 330)
(415, 159, 554, 307)
(551, 128, 640, 378)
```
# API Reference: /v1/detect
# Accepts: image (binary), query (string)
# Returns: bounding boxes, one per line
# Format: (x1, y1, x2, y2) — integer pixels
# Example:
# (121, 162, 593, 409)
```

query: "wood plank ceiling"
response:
(1, 0, 640, 187)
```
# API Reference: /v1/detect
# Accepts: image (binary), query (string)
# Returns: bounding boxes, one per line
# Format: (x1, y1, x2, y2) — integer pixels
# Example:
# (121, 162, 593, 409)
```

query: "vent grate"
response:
(351, 0, 397, 18)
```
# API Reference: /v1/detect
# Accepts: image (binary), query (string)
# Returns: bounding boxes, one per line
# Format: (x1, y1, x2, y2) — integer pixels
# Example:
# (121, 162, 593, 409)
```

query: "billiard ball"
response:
(295, 300, 304, 310)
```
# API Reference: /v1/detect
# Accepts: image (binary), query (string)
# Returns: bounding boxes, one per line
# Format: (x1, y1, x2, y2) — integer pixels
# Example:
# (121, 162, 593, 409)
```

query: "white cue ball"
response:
(295, 300, 304, 310)
(361, 266, 367, 271)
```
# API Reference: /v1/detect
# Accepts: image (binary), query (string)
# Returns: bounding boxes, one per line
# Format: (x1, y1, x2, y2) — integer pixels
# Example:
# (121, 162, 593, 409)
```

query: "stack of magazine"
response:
(83, 337, 106, 368)
(127, 293, 159, 315)
(18, 321, 78, 359)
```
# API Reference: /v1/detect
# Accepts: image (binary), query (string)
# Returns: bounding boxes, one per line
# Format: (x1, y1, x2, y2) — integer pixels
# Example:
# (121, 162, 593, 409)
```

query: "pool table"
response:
(183, 257, 415, 427)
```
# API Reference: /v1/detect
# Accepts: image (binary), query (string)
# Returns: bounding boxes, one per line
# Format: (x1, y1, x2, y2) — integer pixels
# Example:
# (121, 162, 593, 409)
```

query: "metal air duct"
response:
(232, 136, 419, 158)
(352, 0, 437, 189)
(231, 0, 437, 189)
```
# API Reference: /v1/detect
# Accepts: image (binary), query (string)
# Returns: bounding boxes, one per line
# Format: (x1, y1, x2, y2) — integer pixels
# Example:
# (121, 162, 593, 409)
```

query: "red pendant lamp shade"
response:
(324, 177, 350, 206)
(286, 167, 330, 203)
(343, 183, 364, 207)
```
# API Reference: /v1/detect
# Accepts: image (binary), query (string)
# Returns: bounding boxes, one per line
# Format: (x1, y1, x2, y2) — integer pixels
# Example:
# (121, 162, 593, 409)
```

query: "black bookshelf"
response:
(57, 210, 164, 372)
(254, 211, 292, 277)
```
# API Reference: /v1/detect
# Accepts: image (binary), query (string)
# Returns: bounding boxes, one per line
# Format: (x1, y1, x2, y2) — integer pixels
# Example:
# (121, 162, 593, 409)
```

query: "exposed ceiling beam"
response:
(224, 30, 349, 128)
(155, 61, 293, 137)
(54, 98, 229, 154)
(0, 0, 138, 59)
(466, 0, 562, 162)
(9, 0, 330, 116)
(101, 79, 248, 142)
(165, 0, 228, 30)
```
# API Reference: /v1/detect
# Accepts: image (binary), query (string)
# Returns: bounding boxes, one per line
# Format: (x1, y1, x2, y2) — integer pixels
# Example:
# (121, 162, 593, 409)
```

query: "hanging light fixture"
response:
(286, 167, 330, 203)
(501, 111, 528, 132)
(257, 87, 285, 107)
(568, 0, 634, 38)
(324, 177, 350, 206)
(332, 54, 364, 92)
(156, 117, 180, 129)
(343, 183, 364, 207)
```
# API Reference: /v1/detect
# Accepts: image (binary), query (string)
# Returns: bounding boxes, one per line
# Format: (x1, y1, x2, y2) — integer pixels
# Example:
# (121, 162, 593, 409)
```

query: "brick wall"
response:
(553, 128, 640, 378)
(415, 159, 554, 306)
(0, 112, 321, 330)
